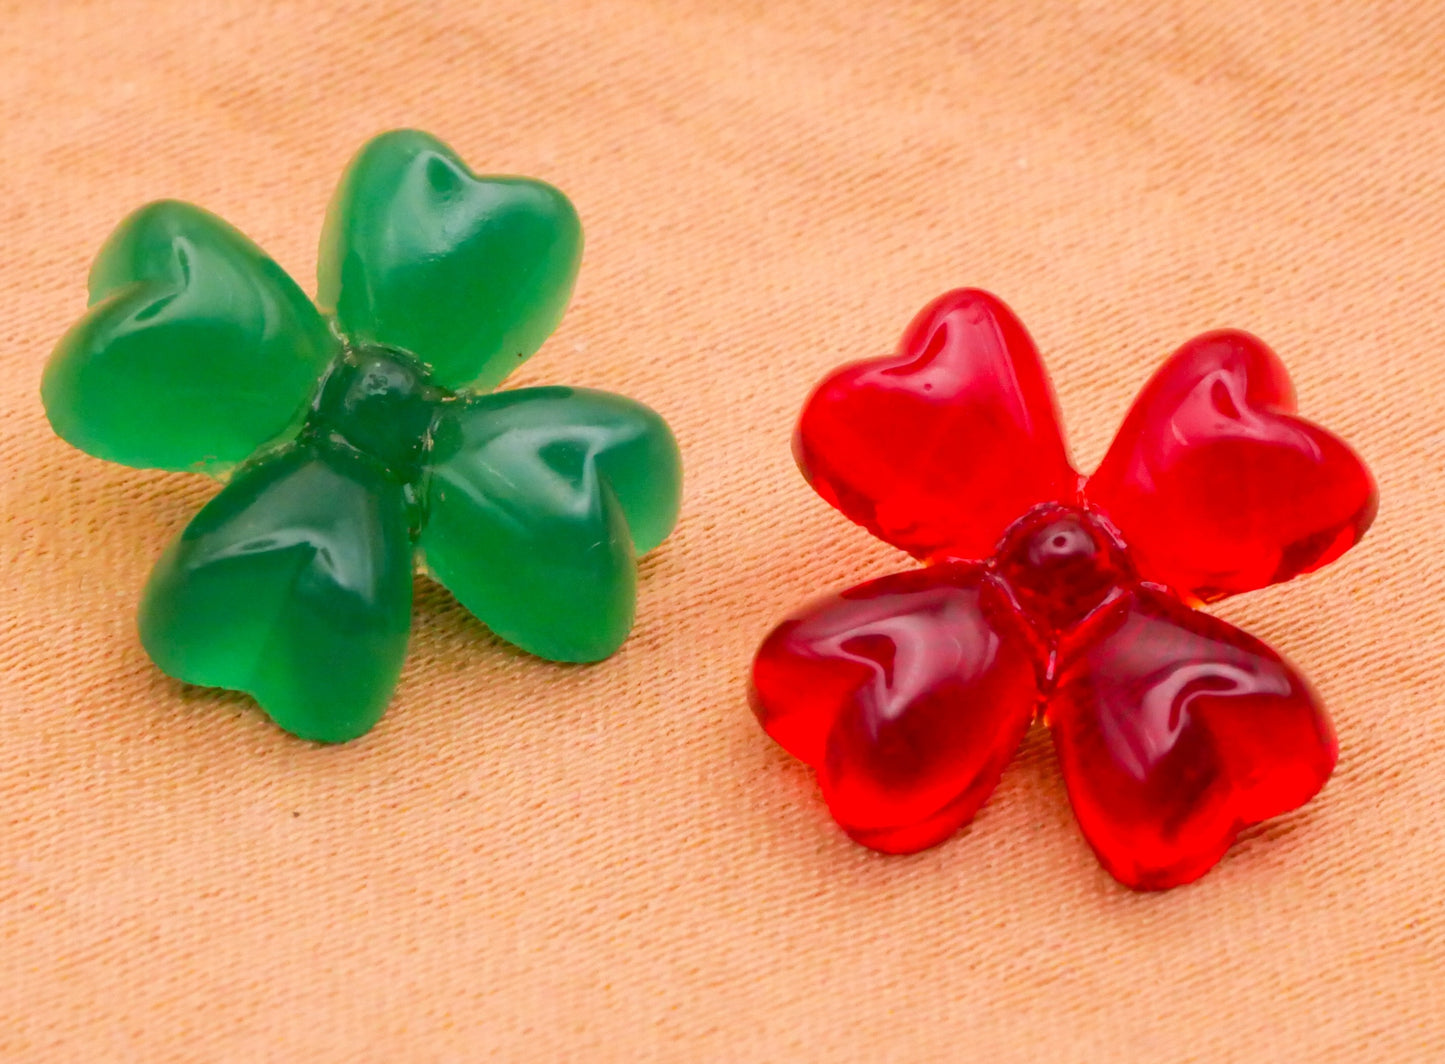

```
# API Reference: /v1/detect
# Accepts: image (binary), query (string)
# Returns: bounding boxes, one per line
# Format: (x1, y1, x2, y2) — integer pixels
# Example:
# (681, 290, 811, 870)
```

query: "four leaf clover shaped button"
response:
(751, 289, 1377, 890)
(42, 130, 682, 743)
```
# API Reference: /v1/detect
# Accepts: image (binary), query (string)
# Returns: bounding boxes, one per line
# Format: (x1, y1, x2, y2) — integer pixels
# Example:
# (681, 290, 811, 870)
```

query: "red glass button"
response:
(753, 289, 1375, 890)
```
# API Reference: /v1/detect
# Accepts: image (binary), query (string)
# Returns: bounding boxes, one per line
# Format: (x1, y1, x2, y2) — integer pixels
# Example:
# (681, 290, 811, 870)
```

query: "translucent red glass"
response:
(752, 564, 1038, 854)
(1087, 330, 1378, 602)
(795, 290, 1078, 563)
(1050, 589, 1337, 890)
(752, 288, 1375, 890)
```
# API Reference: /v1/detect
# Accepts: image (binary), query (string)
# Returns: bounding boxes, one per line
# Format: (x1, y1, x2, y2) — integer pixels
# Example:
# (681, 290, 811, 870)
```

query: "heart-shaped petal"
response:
(1086, 330, 1377, 601)
(1048, 588, 1337, 890)
(420, 387, 681, 663)
(318, 129, 582, 392)
(795, 289, 1078, 562)
(43, 201, 335, 472)
(138, 441, 414, 743)
(751, 564, 1040, 853)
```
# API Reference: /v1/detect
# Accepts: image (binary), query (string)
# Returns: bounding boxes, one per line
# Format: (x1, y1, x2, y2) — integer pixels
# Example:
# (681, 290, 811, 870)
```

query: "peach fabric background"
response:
(2, 1, 1443, 1060)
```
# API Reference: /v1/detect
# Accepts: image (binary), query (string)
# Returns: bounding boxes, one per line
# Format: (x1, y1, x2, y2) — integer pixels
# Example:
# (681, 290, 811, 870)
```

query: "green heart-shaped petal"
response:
(317, 129, 582, 392)
(421, 387, 681, 662)
(138, 441, 414, 742)
(42, 201, 335, 473)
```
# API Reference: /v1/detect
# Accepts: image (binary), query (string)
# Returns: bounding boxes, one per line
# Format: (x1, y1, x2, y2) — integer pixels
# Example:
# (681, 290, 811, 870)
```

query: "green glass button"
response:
(42, 130, 682, 742)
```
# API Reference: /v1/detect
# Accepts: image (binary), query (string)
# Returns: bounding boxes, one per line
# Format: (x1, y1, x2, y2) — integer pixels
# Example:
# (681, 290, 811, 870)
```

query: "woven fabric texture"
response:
(2, 2, 1443, 1060)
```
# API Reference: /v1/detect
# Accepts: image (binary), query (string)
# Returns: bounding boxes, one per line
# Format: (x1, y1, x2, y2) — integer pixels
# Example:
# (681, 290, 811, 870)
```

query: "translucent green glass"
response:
(423, 388, 682, 662)
(42, 201, 335, 473)
(317, 129, 583, 392)
(41, 130, 682, 742)
(138, 441, 414, 743)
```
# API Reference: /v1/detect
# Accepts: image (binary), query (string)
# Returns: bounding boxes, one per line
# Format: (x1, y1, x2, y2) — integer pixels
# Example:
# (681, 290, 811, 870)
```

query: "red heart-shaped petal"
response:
(1049, 588, 1337, 890)
(795, 289, 1078, 562)
(751, 564, 1040, 853)
(1086, 330, 1377, 601)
